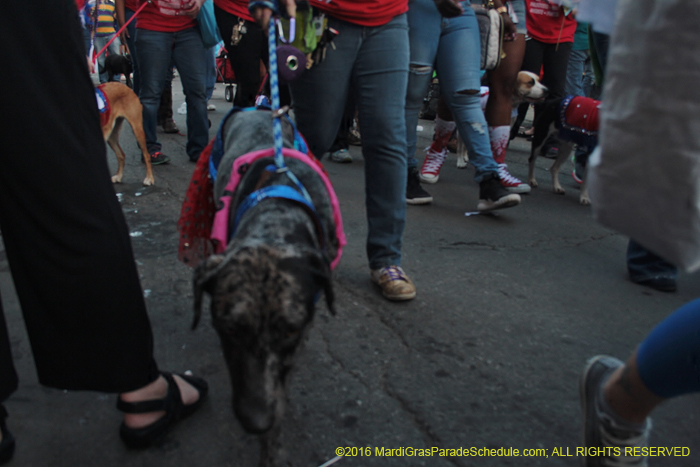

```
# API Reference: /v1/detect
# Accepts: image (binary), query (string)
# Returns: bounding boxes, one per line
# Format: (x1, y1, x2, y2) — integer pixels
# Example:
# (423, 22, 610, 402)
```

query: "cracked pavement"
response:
(1, 78, 699, 467)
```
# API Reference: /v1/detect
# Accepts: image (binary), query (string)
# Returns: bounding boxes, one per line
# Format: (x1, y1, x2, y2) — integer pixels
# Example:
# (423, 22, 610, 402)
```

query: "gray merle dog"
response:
(192, 110, 339, 466)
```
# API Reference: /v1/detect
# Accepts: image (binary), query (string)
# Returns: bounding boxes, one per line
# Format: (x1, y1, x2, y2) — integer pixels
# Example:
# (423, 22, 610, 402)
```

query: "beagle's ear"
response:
(192, 254, 225, 329)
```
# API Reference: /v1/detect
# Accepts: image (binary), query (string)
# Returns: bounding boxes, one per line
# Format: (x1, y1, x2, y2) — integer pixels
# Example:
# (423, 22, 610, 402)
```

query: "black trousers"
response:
(214, 5, 291, 108)
(0, 0, 159, 402)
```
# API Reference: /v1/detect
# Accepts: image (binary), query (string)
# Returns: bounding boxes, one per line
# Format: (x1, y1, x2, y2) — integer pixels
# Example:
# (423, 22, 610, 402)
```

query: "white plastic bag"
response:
(588, 0, 700, 272)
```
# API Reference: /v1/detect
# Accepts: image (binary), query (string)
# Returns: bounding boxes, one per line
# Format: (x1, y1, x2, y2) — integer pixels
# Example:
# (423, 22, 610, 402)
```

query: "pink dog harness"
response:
(211, 147, 346, 270)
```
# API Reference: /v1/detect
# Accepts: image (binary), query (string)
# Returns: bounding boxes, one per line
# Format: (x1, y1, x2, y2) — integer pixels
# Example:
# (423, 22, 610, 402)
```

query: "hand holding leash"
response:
(250, 0, 296, 30)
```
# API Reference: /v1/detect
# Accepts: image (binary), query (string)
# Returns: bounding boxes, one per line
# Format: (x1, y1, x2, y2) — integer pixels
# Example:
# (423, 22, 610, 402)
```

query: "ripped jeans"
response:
(405, 0, 498, 182)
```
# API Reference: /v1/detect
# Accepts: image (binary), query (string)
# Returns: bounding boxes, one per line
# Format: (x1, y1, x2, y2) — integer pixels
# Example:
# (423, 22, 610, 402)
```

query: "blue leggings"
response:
(637, 298, 700, 398)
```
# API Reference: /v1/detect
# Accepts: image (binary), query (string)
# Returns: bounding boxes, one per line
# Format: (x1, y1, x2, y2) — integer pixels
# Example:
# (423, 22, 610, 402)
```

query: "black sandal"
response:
(0, 404, 15, 465)
(117, 372, 208, 448)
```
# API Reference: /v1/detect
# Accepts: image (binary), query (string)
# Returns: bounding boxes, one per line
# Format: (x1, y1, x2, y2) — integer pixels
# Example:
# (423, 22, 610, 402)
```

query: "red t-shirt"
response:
(524, 0, 576, 44)
(214, 0, 253, 22)
(310, 0, 407, 27)
(136, 0, 197, 32)
(125, 0, 139, 11)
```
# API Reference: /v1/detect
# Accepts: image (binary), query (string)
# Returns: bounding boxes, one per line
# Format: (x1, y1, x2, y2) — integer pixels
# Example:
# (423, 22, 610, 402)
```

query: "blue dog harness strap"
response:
(230, 184, 325, 246)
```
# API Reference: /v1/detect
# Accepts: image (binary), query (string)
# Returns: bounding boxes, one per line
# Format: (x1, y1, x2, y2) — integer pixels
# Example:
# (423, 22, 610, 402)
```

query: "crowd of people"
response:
(0, 0, 698, 466)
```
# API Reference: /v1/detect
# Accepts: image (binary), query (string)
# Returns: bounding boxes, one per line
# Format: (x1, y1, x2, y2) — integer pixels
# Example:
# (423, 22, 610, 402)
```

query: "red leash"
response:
(92, 0, 150, 63)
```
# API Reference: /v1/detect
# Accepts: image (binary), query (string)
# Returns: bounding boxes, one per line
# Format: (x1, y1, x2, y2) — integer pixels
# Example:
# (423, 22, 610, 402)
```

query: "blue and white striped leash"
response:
(266, 9, 313, 204)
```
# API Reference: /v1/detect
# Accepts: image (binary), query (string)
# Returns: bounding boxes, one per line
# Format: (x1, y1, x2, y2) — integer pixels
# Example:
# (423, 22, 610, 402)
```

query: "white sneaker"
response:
(497, 163, 531, 194)
(207, 103, 216, 111)
(419, 147, 447, 184)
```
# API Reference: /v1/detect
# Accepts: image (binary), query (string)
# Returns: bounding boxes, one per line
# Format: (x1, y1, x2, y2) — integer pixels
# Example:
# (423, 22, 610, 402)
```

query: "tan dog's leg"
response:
(549, 140, 575, 195)
(108, 118, 126, 184)
(455, 132, 469, 168)
(124, 99, 155, 186)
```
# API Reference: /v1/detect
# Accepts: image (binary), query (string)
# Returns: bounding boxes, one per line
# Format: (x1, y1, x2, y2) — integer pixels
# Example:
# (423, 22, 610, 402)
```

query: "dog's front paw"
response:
(528, 179, 538, 188)
(143, 176, 155, 186)
(580, 195, 590, 206)
(111, 175, 123, 184)
(554, 186, 566, 195)
(456, 154, 469, 169)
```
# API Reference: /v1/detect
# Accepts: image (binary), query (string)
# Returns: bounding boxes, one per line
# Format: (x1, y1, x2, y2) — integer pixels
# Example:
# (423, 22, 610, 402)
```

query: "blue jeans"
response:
(124, 7, 141, 95)
(289, 14, 409, 269)
(94, 34, 122, 83)
(565, 48, 594, 98)
(405, 0, 497, 183)
(136, 27, 208, 161)
(627, 239, 678, 283)
(206, 45, 217, 101)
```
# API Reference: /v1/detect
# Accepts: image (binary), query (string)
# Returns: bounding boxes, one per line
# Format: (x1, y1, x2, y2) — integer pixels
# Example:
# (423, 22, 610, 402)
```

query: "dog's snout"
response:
(235, 398, 276, 434)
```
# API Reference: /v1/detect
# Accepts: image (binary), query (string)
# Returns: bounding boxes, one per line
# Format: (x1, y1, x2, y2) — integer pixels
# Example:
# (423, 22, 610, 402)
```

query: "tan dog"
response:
(97, 82, 154, 186)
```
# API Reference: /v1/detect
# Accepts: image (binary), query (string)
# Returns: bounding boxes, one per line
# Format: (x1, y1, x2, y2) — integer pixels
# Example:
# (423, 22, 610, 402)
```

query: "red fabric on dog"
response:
(177, 137, 217, 268)
(564, 96, 600, 135)
(95, 84, 111, 129)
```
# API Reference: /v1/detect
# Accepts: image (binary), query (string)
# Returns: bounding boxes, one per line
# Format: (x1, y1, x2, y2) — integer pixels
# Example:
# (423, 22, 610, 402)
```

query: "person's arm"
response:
(115, 0, 128, 45)
(491, 0, 517, 40)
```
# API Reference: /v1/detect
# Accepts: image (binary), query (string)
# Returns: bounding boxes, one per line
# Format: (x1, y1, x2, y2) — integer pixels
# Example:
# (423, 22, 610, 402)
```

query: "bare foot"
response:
(119, 374, 201, 429)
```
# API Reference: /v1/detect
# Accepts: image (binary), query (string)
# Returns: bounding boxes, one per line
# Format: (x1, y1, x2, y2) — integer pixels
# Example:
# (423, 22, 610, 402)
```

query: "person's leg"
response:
(215, 6, 265, 107)
(405, 0, 442, 171)
(205, 45, 217, 104)
(581, 298, 700, 465)
(135, 28, 172, 156)
(436, 5, 498, 184)
(158, 72, 180, 134)
(541, 41, 573, 101)
(124, 7, 140, 95)
(352, 15, 410, 272)
(106, 35, 123, 82)
(484, 0, 526, 160)
(626, 239, 678, 292)
(94, 35, 110, 83)
(565, 48, 587, 97)
(171, 27, 209, 162)
(289, 20, 356, 159)
(1, 1, 206, 450)
(484, 33, 530, 193)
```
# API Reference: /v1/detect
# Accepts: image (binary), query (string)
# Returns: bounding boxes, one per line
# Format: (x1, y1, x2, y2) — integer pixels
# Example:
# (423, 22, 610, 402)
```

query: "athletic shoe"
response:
(580, 355, 652, 467)
(161, 119, 179, 134)
(207, 103, 216, 111)
(330, 148, 352, 163)
(419, 147, 447, 183)
(370, 266, 416, 301)
(148, 151, 170, 165)
(406, 167, 433, 205)
(498, 163, 531, 194)
(477, 173, 521, 212)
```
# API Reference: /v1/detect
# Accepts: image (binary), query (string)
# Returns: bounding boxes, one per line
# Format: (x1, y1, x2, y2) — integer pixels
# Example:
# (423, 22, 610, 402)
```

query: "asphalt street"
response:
(1, 78, 699, 467)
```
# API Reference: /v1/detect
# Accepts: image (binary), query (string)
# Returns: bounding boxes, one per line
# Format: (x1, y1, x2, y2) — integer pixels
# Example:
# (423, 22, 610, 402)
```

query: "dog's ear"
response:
(192, 254, 225, 329)
(308, 252, 335, 316)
